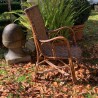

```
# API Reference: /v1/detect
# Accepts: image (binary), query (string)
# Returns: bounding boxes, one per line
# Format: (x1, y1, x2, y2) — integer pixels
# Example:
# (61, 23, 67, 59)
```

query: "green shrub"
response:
(15, 0, 75, 30)
(11, 3, 21, 10)
(38, 0, 75, 30)
(73, 0, 91, 25)
(0, 19, 11, 26)
(26, 0, 75, 37)
(0, 3, 21, 14)
(2, 0, 75, 38)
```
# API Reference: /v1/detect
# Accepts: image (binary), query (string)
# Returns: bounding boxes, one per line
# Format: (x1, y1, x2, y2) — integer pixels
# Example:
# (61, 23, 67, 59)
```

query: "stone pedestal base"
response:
(4, 49, 31, 65)
(5, 55, 31, 65)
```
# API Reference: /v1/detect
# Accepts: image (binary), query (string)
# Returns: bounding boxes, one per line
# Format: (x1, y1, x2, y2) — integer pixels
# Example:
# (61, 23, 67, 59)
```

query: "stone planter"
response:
(72, 24, 85, 41)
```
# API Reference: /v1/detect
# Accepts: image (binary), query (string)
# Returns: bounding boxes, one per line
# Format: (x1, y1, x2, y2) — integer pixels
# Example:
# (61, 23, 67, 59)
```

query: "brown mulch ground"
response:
(0, 60, 98, 98)
(0, 33, 98, 98)
(0, 34, 98, 98)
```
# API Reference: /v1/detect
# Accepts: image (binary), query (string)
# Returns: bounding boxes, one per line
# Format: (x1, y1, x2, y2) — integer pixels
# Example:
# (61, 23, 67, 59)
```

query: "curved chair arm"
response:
(39, 36, 72, 58)
(39, 36, 67, 43)
(47, 26, 77, 45)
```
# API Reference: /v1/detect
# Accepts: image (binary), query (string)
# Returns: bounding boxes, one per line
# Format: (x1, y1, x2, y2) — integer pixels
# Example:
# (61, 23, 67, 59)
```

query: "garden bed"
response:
(0, 10, 98, 98)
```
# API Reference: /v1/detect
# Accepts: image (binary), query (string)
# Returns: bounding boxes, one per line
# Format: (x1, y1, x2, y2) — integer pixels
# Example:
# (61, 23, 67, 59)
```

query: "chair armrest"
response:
(47, 26, 77, 45)
(39, 36, 72, 57)
(40, 36, 67, 43)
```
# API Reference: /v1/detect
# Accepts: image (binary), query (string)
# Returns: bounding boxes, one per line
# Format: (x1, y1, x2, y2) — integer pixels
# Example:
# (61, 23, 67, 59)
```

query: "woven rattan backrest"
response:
(25, 5, 52, 56)
(25, 5, 48, 40)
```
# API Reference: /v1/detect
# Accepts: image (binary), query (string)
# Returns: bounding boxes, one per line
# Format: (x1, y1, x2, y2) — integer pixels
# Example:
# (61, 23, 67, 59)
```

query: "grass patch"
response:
(80, 10, 98, 64)
(84, 10, 98, 36)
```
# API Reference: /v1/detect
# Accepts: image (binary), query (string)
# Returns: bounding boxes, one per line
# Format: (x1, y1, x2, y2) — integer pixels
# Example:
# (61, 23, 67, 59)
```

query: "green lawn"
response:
(84, 10, 98, 36)
(80, 10, 98, 64)
(0, 10, 98, 98)
(83, 10, 98, 46)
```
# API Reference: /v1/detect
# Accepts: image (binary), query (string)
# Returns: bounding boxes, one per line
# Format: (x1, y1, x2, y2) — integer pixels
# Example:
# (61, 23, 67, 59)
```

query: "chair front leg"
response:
(69, 58, 77, 84)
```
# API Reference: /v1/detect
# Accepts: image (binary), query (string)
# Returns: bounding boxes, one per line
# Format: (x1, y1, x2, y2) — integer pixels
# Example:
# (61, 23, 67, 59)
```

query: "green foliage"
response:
(2, 0, 75, 38)
(17, 75, 26, 83)
(38, 0, 74, 30)
(3, 10, 31, 30)
(0, 70, 7, 75)
(1, 0, 90, 38)
(0, 2, 21, 14)
(73, 0, 91, 25)
(15, 14, 31, 30)
(36, 0, 74, 37)
(0, 19, 11, 26)
(22, 0, 75, 30)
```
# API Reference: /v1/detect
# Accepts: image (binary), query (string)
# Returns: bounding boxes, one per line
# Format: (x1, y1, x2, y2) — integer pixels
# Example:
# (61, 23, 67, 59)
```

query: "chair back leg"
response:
(69, 58, 77, 84)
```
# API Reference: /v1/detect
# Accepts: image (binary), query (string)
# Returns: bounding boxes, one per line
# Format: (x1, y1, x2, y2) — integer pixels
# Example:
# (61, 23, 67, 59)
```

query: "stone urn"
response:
(2, 23, 31, 64)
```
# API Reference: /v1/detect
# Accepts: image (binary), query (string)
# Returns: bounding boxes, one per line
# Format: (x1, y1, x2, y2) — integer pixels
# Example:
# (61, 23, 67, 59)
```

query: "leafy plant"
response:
(38, 0, 75, 30)
(2, 0, 75, 38)
(73, 0, 91, 25)
(0, 2, 21, 14)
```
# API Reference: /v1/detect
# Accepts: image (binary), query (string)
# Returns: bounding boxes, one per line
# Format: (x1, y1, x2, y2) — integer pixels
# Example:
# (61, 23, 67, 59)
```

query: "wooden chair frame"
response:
(25, 5, 82, 84)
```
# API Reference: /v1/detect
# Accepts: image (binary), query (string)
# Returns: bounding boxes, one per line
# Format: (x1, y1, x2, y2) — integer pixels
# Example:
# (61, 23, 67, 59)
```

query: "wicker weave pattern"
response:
(25, 5, 53, 56)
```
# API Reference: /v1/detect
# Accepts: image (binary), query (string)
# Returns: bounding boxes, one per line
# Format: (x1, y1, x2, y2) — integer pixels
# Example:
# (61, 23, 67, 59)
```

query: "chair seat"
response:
(42, 44, 82, 59)
(55, 45, 82, 59)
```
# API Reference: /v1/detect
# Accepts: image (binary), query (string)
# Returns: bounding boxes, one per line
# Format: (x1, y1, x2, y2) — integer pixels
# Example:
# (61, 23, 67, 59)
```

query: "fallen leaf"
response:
(53, 82, 58, 87)
(93, 87, 98, 94)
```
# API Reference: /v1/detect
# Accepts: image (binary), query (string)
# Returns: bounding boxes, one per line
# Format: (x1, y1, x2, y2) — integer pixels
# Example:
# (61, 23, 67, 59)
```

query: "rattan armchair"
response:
(25, 5, 82, 84)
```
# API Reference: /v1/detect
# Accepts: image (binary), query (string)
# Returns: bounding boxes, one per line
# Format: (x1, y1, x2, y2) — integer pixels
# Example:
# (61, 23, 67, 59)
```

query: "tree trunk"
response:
(20, 0, 25, 10)
(7, 0, 12, 21)
(8, 0, 11, 12)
